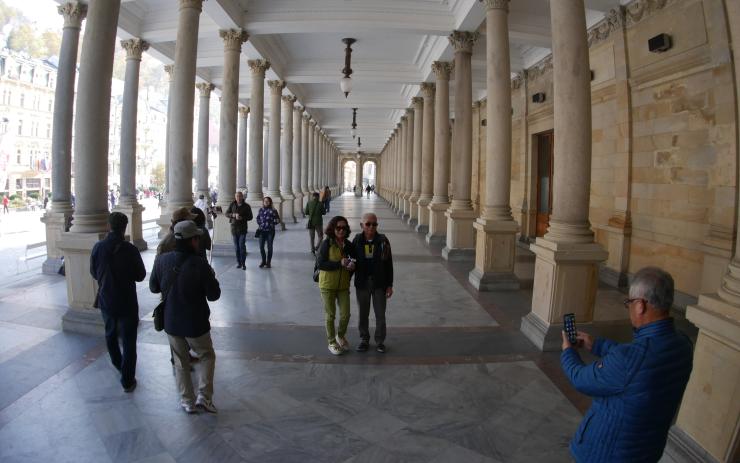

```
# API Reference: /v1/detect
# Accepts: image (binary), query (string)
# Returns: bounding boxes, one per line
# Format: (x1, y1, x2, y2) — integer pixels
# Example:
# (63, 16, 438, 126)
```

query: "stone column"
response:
(58, 0, 121, 334)
(265, 80, 285, 225)
(667, 2, 740, 460)
(301, 114, 310, 206)
(408, 96, 423, 227)
(195, 82, 215, 200)
(313, 127, 321, 191)
(158, 63, 175, 234)
(41, 1, 86, 274)
(112, 38, 149, 251)
(396, 121, 406, 208)
(263, 121, 269, 191)
(307, 120, 316, 194)
(246, 59, 269, 207)
(442, 30, 479, 261)
(404, 108, 416, 220)
(281, 95, 296, 224)
(213, 29, 248, 255)
(237, 105, 249, 192)
(394, 127, 401, 208)
(416, 83, 435, 234)
(292, 105, 304, 217)
(469, 0, 520, 290)
(355, 153, 364, 196)
(426, 61, 453, 245)
(520, 0, 608, 351)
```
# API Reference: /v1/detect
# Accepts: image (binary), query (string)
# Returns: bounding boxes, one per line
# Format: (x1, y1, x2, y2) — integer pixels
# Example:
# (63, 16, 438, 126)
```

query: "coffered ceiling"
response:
(82, 0, 627, 153)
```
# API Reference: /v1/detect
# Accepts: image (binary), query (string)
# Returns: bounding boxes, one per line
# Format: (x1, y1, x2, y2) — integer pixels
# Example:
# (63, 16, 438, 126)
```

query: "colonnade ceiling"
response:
(72, 0, 625, 153)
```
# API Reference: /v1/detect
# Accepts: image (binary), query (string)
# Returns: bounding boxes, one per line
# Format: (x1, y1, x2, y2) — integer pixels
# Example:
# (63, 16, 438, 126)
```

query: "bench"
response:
(17, 241, 47, 272)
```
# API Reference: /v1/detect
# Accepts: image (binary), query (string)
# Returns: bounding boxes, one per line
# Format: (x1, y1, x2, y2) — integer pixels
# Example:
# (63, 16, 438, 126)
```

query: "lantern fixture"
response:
(340, 38, 356, 98)
(351, 107, 358, 138)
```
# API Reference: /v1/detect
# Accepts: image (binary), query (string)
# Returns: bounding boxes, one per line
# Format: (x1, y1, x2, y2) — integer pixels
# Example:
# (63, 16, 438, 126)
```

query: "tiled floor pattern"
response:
(0, 193, 595, 462)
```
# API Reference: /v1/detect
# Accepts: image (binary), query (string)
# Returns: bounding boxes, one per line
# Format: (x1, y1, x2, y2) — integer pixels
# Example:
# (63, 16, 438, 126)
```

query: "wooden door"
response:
(535, 131, 554, 237)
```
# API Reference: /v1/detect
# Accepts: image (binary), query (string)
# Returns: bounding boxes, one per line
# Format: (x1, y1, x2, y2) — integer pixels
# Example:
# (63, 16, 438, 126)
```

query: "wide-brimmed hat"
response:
(171, 207, 197, 223)
(173, 220, 203, 240)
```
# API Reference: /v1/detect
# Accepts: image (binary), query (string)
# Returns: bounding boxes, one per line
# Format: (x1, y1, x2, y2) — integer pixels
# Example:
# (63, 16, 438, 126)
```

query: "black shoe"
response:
(123, 379, 137, 393)
(259, 262, 266, 268)
(241, 264, 246, 270)
(356, 341, 369, 352)
(266, 262, 271, 268)
(376, 343, 386, 353)
(236, 263, 242, 269)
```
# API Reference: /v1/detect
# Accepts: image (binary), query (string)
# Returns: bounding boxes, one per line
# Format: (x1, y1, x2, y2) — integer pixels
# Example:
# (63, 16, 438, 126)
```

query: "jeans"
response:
(323, 199, 330, 213)
(320, 289, 350, 345)
(356, 278, 387, 342)
(259, 229, 275, 264)
(101, 311, 138, 388)
(232, 232, 247, 266)
(168, 332, 215, 404)
(309, 225, 323, 252)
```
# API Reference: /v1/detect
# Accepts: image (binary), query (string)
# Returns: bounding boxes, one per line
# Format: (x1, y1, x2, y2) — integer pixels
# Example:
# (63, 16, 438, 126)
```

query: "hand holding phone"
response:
(563, 313, 578, 345)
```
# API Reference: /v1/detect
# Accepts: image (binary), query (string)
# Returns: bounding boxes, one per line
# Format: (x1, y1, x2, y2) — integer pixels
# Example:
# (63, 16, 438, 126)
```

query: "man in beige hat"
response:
(157, 207, 197, 256)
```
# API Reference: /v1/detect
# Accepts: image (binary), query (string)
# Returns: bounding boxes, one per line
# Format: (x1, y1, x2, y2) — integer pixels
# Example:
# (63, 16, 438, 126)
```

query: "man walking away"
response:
(225, 191, 253, 269)
(150, 220, 221, 414)
(561, 267, 693, 463)
(352, 212, 393, 353)
(90, 212, 146, 392)
(304, 192, 325, 254)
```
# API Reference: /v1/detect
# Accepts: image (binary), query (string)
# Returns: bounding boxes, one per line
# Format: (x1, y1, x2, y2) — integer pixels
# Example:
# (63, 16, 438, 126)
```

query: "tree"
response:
(0, 1, 19, 30)
(41, 30, 62, 57)
(151, 162, 165, 191)
(7, 23, 46, 57)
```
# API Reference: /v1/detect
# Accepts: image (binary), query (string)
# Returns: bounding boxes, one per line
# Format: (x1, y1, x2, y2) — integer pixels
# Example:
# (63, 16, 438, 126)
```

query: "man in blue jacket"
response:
(561, 267, 693, 462)
(90, 212, 146, 392)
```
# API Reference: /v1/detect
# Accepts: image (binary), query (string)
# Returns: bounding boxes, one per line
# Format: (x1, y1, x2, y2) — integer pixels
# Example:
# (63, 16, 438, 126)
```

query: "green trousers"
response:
(320, 289, 350, 345)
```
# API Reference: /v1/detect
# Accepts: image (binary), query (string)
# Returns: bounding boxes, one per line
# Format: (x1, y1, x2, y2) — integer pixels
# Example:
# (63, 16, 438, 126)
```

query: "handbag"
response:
(255, 228, 262, 238)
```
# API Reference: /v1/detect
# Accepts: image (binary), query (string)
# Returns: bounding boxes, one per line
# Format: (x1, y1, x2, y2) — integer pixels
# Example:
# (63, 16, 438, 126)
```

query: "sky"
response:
(6, 0, 60, 31)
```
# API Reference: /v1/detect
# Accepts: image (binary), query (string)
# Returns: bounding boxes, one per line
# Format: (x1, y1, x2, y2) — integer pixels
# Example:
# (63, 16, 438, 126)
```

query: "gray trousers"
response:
(168, 332, 215, 405)
(309, 225, 324, 251)
(356, 278, 387, 342)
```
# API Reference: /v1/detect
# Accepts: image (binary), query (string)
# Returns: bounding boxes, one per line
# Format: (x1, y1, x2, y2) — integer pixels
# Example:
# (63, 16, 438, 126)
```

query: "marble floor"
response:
(0, 193, 690, 462)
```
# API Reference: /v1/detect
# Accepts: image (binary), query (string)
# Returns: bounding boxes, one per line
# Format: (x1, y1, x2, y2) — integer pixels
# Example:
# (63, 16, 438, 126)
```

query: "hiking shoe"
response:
(181, 401, 198, 414)
(123, 379, 137, 393)
(328, 343, 343, 355)
(196, 396, 218, 414)
(376, 343, 386, 354)
(259, 262, 266, 268)
(336, 335, 350, 351)
(356, 341, 369, 352)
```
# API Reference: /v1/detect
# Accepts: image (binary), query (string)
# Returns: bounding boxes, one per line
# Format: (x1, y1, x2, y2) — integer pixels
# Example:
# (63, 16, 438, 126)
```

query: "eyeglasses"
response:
(336, 226, 349, 231)
(364, 222, 378, 227)
(623, 298, 646, 308)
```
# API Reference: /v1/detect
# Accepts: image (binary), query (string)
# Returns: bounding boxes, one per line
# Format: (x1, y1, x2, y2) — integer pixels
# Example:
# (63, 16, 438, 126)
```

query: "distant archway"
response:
(362, 161, 376, 191)
(342, 160, 357, 192)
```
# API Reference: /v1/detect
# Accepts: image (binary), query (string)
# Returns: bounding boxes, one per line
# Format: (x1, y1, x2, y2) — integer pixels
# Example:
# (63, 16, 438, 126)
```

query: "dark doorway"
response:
(535, 130, 554, 237)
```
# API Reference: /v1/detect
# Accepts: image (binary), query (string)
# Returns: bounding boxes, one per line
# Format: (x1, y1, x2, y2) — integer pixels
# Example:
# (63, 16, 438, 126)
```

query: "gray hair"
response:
(629, 267, 674, 311)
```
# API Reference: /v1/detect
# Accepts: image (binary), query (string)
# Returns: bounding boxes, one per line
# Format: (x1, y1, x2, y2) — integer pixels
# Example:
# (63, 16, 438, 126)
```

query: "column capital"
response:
(479, 0, 509, 11)
(296, 105, 305, 112)
(431, 61, 454, 80)
(400, 115, 408, 122)
(282, 95, 297, 104)
(420, 82, 436, 98)
(303, 113, 311, 121)
(164, 64, 174, 78)
(178, 0, 204, 11)
(120, 38, 149, 60)
(309, 119, 317, 127)
(449, 30, 480, 54)
(58, 1, 87, 28)
(396, 122, 402, 129)
(473, 100, 481, 109)
(412, 96, 423, 108)
(248, 59, 271, 76)
(219, 29, 248, 52)
(267, 80, 285, 94)
(196, 82, 215, 97)
(239, 105, 250, 117)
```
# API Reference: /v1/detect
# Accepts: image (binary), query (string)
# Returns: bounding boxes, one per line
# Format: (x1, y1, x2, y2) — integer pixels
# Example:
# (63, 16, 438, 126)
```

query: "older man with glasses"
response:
(560, 267, 693, 463)
(351, 212, 394, 353)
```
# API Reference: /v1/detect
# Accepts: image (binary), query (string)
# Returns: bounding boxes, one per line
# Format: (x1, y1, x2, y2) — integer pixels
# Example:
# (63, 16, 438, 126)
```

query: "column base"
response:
(212, 214, 237, 256)
(408, 218, 418, 228)
(426, 201, 449, 245)
(269, 196, 287, 231)
(41, 209, 73, 275)
(42, 256, 65, 275)
(441, 208, 477, 261)
(469, 267, 520, 291)
(416, 197, 431, 234)
(62, 307, 105, 337)
(416, 224, 429, 234)
(58, 231, 106, 311)
(469, 218, 520, 291)
(663, 426, 719, 463)
(113, 201, 147, 251)
(599, 264, 629, 288)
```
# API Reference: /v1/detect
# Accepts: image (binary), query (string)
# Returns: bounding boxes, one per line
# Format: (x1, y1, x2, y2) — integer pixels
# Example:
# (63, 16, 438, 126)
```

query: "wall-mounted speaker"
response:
(532, 92, 546, 104)
(648, 33, 672, 53)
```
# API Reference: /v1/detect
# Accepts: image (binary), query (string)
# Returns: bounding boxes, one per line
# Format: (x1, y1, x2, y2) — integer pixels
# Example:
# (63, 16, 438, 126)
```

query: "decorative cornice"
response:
(164, 64, 174, 78)
(196, 82, 215, 97)
(121, 38, 149, 60)
(480, 0, 509, 12)
(238, 106, 250, 117)
(525, 54, 552, 83)
(248, 59, 271, 76)
(179, 0, 203, 11)
(58, 2, 86, 28)
(588, 7, 625, 47)
(511, 72, 524, 90)
(282, 95, 297, 104)
(448, 30, 479, 54)
(431, 61, 454, 80)
(219, 29, 248, 52)
(420, 82, 436, 98)
(625, 0, 670, 26)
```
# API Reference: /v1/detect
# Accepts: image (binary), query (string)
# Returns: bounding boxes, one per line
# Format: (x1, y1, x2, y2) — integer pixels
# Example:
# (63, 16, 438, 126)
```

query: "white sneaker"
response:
(335, 335, 350, 351)
(328, 343, 343, 355)
(181, 401, 198, 414)
(196, 395, 218, 414)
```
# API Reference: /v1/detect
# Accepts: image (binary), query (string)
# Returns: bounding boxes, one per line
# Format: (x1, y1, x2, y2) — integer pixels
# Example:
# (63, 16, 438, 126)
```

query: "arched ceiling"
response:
(103, 0, 626, 153)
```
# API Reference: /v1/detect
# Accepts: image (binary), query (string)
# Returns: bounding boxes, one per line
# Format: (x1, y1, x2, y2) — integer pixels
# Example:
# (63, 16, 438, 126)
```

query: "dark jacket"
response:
(317, 237, 356, 291)
(226, 200, 253, 235)
(351, 232, 393, 290)
(149, 248, 221, 338)
(561, 318, 693, 463)
(257, 206, 281, 232)
(90, 232, 146, 318)
(304, 198, 325, 228)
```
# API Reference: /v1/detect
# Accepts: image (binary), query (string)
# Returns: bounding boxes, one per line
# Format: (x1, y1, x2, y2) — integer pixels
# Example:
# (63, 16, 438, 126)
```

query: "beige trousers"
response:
(168, 332, 215, 404)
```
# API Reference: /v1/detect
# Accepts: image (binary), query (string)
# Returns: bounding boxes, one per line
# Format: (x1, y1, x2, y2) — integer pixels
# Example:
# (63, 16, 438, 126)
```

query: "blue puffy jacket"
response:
(561, 318, 693, 463)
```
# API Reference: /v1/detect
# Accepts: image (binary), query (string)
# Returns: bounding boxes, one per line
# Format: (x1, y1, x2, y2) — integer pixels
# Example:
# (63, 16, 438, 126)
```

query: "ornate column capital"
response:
(121, 38, 149, 60)
(58, 1, 87, 28)
(473, 100, 481, 109)
(196, 82, 215, 97)
(178, 0, 204, 12)
(412, 96, 423, 108)
(282, 95, 297, 104)
(479, 0, 509, 12)
(309, 119, 317, 127)
(239, 105, 250, 117)
(431, 61, 454, 80)
(267, 80, 285, 94)
(219, 29, 248, 52)
(303, 113, 311, 122)
(296, 105, 305, 113)
(248, 59, 271, 76)
(164, 64, 175, 79)
(420, 82, 436, 98)
(449, 30, 480, 54)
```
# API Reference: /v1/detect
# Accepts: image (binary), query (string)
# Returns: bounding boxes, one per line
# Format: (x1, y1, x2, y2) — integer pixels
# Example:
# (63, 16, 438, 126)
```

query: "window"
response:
(19, 93, 24, 108)
(45, 72, 50, 87)
(17, 120, 23, 136)
(46, 124, 51, 138)
(44, 178, 50, 188)
(15, 179, 22, 189)
(47, 99, 52, 111)
(0, 57, 5, 75)
(0, 118, 7, 134)
(26, 178, 40, 189)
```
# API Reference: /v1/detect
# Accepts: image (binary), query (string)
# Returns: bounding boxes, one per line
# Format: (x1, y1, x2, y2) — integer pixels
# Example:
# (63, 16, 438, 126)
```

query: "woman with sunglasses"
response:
(316, 215, 357, 355)
(256, 196, 281, 268)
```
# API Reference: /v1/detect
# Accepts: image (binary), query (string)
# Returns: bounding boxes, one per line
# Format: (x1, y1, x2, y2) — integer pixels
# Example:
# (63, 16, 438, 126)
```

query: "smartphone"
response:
(563, 313, 578, 345)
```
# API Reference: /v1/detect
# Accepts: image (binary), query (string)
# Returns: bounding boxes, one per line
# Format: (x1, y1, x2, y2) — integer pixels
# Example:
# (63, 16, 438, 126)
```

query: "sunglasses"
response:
(364, 222, 378, 227)
(336, 226, 349, 231)
(623, 298, 646, 308)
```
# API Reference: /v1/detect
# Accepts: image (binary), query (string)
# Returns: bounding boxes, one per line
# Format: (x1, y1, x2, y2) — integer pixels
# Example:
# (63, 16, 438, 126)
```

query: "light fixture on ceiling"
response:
(357, 137, 361, 149)
(351, 107, 358, 138)
(340, 38, 356, 98)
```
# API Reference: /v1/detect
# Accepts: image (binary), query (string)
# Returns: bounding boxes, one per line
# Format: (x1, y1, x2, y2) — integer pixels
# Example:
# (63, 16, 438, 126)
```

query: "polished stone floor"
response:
(0, 193, 687, 462)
